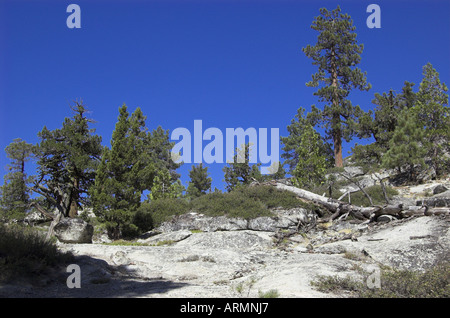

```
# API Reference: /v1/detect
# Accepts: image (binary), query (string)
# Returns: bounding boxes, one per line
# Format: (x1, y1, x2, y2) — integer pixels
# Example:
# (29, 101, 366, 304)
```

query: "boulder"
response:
(433, 184, 449, 195)
(23, 211, 52, 225)
(54, 218, 94, 243)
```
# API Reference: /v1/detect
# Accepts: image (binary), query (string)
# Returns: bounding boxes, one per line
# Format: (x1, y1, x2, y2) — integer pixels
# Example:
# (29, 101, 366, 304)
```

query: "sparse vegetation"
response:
(103, 240, 149, 246)
(311, 262, 450, 298)
(349, 185, 398, 207)
(0, 223, 73, 284)
(258, 289, 280, 298)
(135, 185, 309, 231)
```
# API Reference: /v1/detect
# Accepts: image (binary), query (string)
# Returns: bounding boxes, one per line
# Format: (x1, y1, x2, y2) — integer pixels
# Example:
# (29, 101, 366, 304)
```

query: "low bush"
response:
(137, 198, 191, 228)
(235, 185, 304, 210)
(116, 185, 314, 237)
(190, 190, 272, 219)
(0, 223, 73, 284)
(311, 262, 449, 298)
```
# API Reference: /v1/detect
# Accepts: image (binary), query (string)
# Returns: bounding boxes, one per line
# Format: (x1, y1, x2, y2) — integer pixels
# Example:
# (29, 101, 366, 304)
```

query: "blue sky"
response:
(1, 0, 449, 192)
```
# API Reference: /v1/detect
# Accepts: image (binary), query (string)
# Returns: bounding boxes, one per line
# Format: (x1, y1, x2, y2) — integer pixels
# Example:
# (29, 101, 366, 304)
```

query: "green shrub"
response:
(258, 289, 280, 298)
(310, 274, 362, 294)
(103, 240, 149, 246)
(138, 198, 191, 228)
(132, 208, 154, 233)
(138, 185, 312, 231)
(311, 262, 450, 298)
(0, 223, 73, 284)
(361, 263, 450, 298)
(191, 191, 272, 219)
(235, 185, 303, 210)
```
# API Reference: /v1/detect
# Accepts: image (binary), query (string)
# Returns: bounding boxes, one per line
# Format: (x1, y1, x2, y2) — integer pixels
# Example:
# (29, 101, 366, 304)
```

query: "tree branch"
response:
(337, 172, 373, 206)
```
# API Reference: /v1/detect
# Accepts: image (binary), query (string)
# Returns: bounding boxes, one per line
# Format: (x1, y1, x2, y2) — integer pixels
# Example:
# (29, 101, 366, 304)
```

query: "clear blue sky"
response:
(1, 0, 449, 192)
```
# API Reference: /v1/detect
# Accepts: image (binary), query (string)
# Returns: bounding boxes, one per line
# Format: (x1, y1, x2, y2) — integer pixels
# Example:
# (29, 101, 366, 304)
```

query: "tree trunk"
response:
(272, 182, 379, 219)
(46, 212, 62, 241)
(269, 181, 449, 221)
(333, 128, 343, 168)
(68, 178, 79, 218)
(330, 46, 343, 168)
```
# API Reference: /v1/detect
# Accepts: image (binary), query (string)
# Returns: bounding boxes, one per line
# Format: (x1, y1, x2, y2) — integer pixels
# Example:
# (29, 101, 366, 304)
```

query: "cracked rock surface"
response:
(1, 214, 448, 298)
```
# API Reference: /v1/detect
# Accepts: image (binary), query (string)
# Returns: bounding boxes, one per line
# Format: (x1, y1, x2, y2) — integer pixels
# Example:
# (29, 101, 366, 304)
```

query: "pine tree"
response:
(303, 6, 371, 167)
(353, 82, 417, 164)
(148, 126, 182, 181)
(187, 163, 212, 198)
(415, 63, 449, 176)
(91, 104, 182, 238)
(223, 144, 263, 192)
(148, 169, 185, 201)
(33, 101, 103, 219)
(1, 138, 34, 220)
(381, 109, 428, 183)
(281, 107, 333, 178)
(291, 123, 329, 188)
(91, 104, 142, 238)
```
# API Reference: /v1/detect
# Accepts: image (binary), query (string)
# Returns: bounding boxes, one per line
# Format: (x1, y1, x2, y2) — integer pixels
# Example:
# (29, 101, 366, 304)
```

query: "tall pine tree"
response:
(91, 104, 181, 238)
(303, 6, 371, 167)
(91, 104, 143, 238)
(415, 63, 449, 176)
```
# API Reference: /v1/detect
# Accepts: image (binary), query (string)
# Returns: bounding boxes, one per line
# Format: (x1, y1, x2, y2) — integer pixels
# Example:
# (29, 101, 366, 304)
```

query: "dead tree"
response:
(267, 181, 449, 222)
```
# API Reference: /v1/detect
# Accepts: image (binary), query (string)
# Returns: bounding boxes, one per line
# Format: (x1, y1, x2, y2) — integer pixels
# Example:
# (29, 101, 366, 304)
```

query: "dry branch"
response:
(268, 181, 448, 222)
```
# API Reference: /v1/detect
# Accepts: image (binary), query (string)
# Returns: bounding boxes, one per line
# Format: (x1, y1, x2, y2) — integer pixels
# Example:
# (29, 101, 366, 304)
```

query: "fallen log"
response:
(269, 181, 448, 222)
(271, 182, 380, 221)
(424, 207, 450, 216)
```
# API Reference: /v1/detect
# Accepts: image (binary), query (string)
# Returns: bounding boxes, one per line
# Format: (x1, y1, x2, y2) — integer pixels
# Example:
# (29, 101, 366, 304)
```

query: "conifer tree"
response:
(223, 144, 262, 192)
(32, 101, 102, 219)
(281, 107, 333, 179)
(91, 104, 181, 238)
(91, 104, 143, 238)
(148, 169, 185, 201)
(303, 6, 371, 167)
(1, 138, 34, 220)
(415, 63, 449, 176)
(187, 163, 212, 198)
(381, 109, 428, 183)
(291, 123, 329, 188)
(353, 82, 417, 164)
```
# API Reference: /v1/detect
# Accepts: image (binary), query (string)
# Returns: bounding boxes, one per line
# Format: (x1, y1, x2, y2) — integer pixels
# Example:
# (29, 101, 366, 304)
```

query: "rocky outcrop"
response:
(10, 214, 442, 298)
(417, 190, 450, 207)
(156, 208, 314, 233)
(23, 211, 53, 225)
(54, 218, 94, 243)
(314, 216, 450, 272)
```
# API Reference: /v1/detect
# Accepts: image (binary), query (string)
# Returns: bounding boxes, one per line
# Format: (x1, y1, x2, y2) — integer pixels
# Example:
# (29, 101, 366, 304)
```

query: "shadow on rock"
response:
(0, 254, 189, 298)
